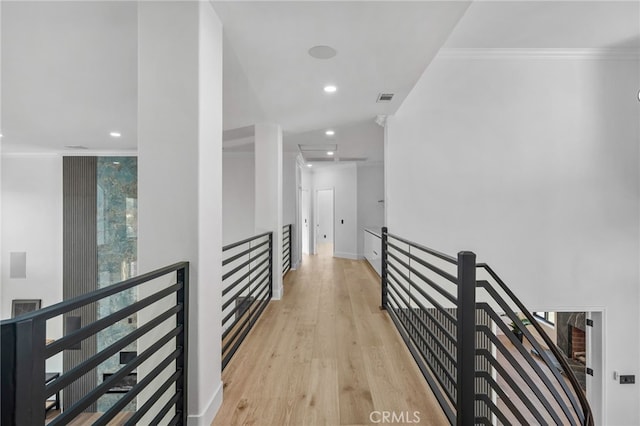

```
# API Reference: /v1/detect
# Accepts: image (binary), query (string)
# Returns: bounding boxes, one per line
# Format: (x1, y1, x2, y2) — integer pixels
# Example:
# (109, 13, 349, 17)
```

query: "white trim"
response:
(2, 151, 138, 158)
(271, 285, 283, 300)
(438, 48, 640, 61)
(188, 380, 223, 426)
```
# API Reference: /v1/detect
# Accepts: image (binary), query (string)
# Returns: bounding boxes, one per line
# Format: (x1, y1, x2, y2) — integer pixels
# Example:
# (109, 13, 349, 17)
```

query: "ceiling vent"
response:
(376, 93, 394, 103)
(64, 145, 88, 150)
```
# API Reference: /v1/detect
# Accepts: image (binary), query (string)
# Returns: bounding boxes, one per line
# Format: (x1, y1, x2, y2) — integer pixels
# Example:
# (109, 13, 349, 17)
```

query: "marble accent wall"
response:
(96, 157, 137, 412)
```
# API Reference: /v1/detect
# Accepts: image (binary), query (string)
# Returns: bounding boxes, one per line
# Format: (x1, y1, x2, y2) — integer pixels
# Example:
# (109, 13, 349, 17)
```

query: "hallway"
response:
(212, 251, 448, 426)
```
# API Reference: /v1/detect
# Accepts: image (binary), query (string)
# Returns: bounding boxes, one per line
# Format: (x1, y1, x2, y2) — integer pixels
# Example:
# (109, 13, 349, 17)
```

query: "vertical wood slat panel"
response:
(63, 156, 98, 412)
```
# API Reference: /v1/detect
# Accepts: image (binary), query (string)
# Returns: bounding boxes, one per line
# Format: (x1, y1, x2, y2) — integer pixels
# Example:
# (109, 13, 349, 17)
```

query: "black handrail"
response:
(380, 227, 593, 426)
(222, 232, 273, 370)
(1, 261, 189, 425)
(282, 224, 293, 276)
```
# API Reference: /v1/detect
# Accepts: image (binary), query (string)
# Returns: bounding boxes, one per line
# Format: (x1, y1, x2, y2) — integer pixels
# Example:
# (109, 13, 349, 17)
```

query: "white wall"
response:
(138, 2, 223, 424)
(387, 50, 640, 425)
(312, 164, 358, 259)
(357, 163, 384, 257)
(1, 154, 63, 372)
(223, 152, 254, 245)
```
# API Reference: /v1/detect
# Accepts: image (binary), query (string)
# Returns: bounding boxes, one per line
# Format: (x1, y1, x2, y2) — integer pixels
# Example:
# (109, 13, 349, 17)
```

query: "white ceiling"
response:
(2, 1, 638, 159)
(1, 1, 138, 154)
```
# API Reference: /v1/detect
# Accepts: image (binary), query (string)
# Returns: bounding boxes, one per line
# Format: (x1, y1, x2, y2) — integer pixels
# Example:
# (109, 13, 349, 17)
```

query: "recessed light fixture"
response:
(0, 133, 3, 138)
(113, 161, 121, 165)
(306, 164, 313, 168)
(109, 131, 121, 138)
(327, 151, 334, 156)
(323, 85, 337, 94)
(325, 130, 335, 136)
(308, 45, 337, 60)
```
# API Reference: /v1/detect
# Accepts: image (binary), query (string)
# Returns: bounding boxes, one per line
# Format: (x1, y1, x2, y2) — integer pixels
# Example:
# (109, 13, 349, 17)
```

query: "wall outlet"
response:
(620, 375, 635, 384)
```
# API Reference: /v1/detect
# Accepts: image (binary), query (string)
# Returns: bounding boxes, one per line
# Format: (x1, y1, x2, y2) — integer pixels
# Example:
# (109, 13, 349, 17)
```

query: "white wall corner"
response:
(187, 380, 223, 426)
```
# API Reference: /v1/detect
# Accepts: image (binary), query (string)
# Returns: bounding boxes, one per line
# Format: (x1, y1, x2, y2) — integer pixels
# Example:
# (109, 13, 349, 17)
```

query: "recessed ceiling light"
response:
(307, 164, 313, 167)
(325, 130, 335, 136)
(0, 133, 3, 138)
(327, 151, 334, 156)
(323, 85, 337, 93)
(110, 132, 121, 138)
(65, 145, 89, 150)
(308, 45, 337, 60)
(113, 161, 120, 165)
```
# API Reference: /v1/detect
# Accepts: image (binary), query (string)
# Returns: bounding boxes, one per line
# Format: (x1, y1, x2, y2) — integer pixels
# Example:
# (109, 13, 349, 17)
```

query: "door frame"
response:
(314, 187, 335, 256)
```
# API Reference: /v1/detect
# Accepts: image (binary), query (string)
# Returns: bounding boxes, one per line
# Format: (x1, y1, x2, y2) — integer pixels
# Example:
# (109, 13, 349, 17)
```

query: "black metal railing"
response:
(1, 262, 189, 425)
(222, 232, 273, 370)
(282, 224, 293, 276)
(380, 227, 593, 426)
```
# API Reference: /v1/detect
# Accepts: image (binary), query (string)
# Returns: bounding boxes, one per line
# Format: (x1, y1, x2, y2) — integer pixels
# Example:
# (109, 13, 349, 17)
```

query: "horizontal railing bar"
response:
(223, 231, 272, 252)
(476, 326, 563, 425)
(387, 242, 458, 288)
(222, 290, 270, 370)
(125, 369, 181, 425)
(47, 307, 182, 396)
(476, 371, 530, 426)
(222, 273, 270, 327)
(222, 278, 269, 344)
(387, 261, 457, 322)
(387, 233, 457, 265)
(94, 348, 181, 426)
(476, 348, 548, 425)
(386, 290, 457, 400)
(475, 394, 511, 426)
(478, 304, 577, 425)
(48, 324, 183, 425)
(478, 263, 591, 425)
(364, 228, 381, 238)
(148, 391, 182, 426)
(222, 264, 269, 311)
(478, 280, 584, 420)
(46, 283, 180, 357)
(222, 239, 269, 266)
(1, 262, 187, 324)
(474, 417, 492, 426)
(387, 268, 458, 346)
(387, 250, 458, 306)
(222, 247, 270, 282)
(222, 255, 270, 297)
(385, 296, 456, 423)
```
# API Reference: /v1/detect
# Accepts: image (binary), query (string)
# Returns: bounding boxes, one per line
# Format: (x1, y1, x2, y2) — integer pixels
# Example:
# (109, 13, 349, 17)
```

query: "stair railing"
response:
(282, 224, 293, 276)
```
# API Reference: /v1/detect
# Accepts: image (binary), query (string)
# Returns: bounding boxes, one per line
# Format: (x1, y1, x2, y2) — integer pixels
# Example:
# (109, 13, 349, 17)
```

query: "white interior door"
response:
(316, 189, 334, 252)
(301, 189, 310, 254)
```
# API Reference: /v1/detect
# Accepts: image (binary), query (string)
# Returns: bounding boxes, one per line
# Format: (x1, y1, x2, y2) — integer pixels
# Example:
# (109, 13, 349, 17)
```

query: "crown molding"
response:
(438, 47, 640, 60)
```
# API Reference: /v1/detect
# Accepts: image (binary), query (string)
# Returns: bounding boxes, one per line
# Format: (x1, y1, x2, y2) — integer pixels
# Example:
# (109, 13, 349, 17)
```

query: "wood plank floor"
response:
(212, 248, 448, 426)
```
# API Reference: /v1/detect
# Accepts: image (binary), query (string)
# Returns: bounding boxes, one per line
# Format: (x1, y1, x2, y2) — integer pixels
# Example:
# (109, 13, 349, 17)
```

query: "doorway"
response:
(315, 188, 334, 257)
(301, 189, 310, 255)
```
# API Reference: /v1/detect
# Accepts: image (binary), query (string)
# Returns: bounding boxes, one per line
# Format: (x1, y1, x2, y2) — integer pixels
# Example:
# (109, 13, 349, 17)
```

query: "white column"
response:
(254, 123, 283, 299)
(138, 2, 223, 425)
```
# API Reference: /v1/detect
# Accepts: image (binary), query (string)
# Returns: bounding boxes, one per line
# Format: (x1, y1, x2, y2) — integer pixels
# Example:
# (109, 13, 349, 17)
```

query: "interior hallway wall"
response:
(310, 164, 358, 259)
(223, 152, 254, 245)
(357, 163, 384, 258)
(386, 50, 640, 425)
(0, 155, 63, 373)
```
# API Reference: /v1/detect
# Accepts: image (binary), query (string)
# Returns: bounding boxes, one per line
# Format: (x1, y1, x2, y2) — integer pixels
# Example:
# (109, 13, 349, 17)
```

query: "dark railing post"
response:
(289, 224, 293, 271)
(176, 264, 189, 424)
(456, 251, 476, 426)
(269, 232, 274, 298)
(381, 227, 388, 310)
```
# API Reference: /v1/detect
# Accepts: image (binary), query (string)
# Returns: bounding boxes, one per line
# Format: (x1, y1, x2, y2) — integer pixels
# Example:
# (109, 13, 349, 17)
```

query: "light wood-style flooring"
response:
(212, 249, 448, 426)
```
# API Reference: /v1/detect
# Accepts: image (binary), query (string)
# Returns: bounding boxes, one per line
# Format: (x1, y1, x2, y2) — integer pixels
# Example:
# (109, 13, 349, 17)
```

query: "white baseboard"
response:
(271, 285, 283, 300)
(334, 252, 359, 260)
(188, 380, 223, 426)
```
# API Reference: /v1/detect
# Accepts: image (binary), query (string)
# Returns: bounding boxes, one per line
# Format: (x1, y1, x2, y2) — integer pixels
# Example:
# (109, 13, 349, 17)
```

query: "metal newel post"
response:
(456, 251, 476, 426)
(381, 227, 389, 310)
(269, 232, 274, 298)
(289, 224, 293, 271)
(176, 264, 189, 424)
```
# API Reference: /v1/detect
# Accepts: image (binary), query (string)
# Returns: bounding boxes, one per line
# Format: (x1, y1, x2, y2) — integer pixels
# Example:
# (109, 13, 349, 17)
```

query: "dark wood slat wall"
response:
(63, 156, 98, 412)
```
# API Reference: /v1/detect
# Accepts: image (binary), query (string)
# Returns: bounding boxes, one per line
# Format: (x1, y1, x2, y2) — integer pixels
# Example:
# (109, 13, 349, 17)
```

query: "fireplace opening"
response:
(569, 325, 586, 365)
